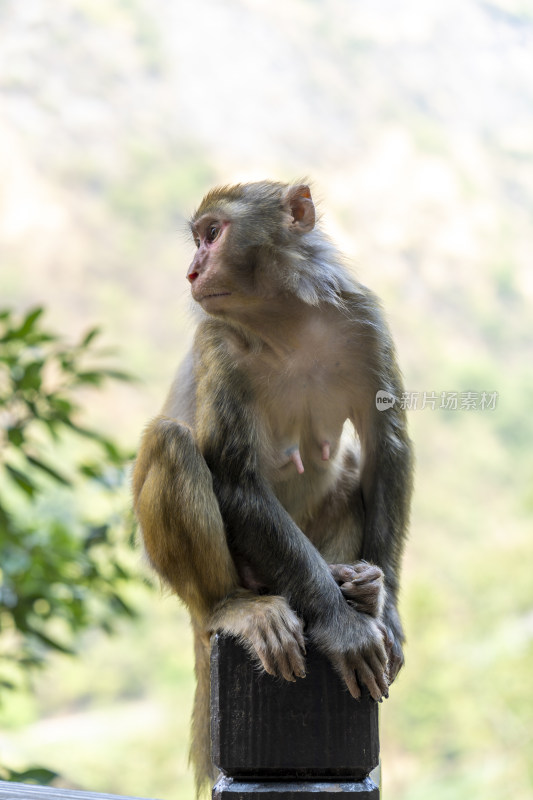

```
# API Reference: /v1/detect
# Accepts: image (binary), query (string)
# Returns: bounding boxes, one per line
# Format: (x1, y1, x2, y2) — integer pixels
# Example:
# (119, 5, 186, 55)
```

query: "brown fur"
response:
(133, 182, 413, 796)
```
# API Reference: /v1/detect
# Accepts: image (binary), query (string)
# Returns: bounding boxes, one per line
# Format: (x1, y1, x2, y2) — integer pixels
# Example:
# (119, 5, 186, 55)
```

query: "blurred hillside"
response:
(1, 1, 532, 799)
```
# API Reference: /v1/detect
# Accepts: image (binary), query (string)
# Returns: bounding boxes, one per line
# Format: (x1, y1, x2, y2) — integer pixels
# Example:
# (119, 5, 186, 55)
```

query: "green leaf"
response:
(21, 307, 45, 332)
(75, 371, 104, 385)
(99, 368, 136, 382)
(80, 326, 101, 347)
(79, 463, 104, 480)
(84, 525, 109, 548)
(101, 438, 122, 462)
(17, 361, 44, 391)
(62, 419, 101, 439)
(8, 307, 45, 341)
(8, 767, 59, 785)
(7, 427, 24, 447)
(110, 592, 136, 618)
(47, 394, 76, 418)
(28, 628, 75, 655)
(25, 455, 71, 486)
(5, 465, 36, 496)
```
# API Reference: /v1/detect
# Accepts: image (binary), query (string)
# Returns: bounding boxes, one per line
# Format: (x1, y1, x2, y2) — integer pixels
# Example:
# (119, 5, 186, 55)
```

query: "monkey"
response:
(132, 181, 413, 795)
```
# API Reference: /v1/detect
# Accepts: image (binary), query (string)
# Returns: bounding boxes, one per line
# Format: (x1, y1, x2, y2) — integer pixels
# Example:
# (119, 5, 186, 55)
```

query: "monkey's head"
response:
(187, 181, 351, 318)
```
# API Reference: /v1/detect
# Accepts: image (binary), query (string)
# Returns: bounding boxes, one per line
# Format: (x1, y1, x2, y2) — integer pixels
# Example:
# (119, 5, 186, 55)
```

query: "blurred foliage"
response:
(0, 306, 141, 782)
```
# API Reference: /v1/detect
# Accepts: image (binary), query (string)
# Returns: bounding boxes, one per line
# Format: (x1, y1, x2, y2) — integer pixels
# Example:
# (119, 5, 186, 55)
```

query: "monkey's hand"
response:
(309, 603, 389, 702)
(210, 593, 306, 682)
(329, 562, 385, 618)
(379, 601, 405, 685)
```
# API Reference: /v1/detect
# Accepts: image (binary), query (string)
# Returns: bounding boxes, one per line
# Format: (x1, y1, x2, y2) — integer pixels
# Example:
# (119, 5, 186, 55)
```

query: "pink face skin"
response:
(187, 217, 231, 310)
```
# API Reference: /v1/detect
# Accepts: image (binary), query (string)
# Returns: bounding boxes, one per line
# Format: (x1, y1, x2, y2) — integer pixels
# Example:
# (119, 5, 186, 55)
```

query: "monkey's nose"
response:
(187, 269, 199, 283)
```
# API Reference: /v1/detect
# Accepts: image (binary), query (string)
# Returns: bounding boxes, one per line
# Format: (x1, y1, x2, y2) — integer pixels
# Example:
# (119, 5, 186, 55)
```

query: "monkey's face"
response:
(187, 212, 264, 318)
(188, 215, 236, 313)
(187, 182, 318, 320)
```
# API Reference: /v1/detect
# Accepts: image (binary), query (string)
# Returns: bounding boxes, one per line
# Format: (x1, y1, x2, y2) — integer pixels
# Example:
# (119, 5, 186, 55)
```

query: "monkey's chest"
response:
(257, 364, 351, 478)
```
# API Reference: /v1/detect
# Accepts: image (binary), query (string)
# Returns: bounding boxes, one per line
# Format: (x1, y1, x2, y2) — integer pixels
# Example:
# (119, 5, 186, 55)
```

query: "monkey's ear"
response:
(284, 184, 316, 233)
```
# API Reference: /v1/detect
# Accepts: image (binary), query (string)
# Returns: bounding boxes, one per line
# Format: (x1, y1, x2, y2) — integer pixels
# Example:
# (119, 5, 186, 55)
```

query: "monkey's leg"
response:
(134, 419, 306, 796)
(133, 416, 239, 618)
(134, 416, 305, 674)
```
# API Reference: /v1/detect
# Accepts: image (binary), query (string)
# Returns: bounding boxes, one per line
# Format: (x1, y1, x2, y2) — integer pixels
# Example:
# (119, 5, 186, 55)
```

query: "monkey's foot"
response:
(212, 593, 306, 682)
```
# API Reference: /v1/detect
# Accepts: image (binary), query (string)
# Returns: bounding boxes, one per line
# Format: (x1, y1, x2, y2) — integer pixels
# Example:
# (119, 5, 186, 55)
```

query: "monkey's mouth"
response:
(200, 292, 231, 300)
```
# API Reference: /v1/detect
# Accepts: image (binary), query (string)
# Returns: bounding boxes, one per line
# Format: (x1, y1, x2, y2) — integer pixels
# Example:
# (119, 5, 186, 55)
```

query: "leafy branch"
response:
(0, 307, 141, 724)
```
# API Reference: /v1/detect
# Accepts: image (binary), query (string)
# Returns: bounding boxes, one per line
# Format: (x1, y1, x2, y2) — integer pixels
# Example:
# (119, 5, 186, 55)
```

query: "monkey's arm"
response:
(355, 385, 413, 681)
(201, 415, 341, 624)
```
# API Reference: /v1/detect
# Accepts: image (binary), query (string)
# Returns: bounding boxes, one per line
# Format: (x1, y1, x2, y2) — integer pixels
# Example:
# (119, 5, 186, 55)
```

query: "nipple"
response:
(286, 445, 305, 474)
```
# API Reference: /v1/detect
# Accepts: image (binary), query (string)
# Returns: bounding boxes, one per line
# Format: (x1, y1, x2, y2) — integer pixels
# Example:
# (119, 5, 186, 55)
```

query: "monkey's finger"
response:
(291, 622, 307, 656)
(339, 566, 357, 582)
(254, 642, 278, 677)
(352, 575, 383, 592)
(253, 628, 287, 678)
(265, 629, 298, 682)
(387, 648, 404, 684)
(377, 642, 389, 671)
(280, 611, 306, 655)
(351, 572, 383, 589)
(275, 649, 298, 682)
(285, 642, 306, 680)
(346, 577, 383, 601)
(339, 581, 360, 598)
(367, 651, 390, 698)
(356, 659, 386, 702)
(268, 625, 304, 681)
(270, 629, 301, 682)
(377, 622, 394, 656)
(370, 626, 389, 666)
(254, 649, 277, 677)
(352, 561, 381, 578)
(338, 662, 361, 700)
(276, 619, 306, 678)
(329, 564, 357, 584)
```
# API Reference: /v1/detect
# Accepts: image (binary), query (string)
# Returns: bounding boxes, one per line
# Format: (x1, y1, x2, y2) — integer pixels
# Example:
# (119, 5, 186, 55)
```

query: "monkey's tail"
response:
(190, 624, 217, 799)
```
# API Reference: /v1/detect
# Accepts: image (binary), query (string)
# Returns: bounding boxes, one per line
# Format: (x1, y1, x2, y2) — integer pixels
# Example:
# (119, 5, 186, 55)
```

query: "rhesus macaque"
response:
(133, 181, 413, 794)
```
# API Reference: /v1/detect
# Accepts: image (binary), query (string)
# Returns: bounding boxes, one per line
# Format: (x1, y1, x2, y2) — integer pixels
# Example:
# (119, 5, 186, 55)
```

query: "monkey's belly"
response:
(272, 431, 358, 525)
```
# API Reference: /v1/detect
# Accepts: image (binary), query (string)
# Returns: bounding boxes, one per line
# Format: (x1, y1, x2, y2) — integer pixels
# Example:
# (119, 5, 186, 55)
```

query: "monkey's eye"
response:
(193, 237, 200, 249)
(206, 224, 219, 244)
